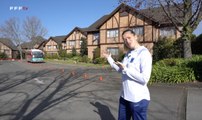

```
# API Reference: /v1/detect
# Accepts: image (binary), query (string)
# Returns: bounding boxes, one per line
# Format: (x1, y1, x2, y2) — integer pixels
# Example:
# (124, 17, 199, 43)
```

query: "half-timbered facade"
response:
(0, 38, 18, 58)
(65, 27, 88, 54)
(21, 36, 46, 51)
(44, 36, 66, 56)
(86, 3, 182, 59)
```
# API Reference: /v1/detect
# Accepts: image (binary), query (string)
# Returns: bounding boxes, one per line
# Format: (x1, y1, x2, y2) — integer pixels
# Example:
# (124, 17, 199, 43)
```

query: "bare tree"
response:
(23, 16, 48, 41)
(0, 16, 48, 60)
(119, 0, 202, 58)
(0, 17, 23, 60)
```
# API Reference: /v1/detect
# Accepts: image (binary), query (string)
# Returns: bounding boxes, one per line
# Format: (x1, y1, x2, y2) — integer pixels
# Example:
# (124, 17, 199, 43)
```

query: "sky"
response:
(0, 0, 202, 40)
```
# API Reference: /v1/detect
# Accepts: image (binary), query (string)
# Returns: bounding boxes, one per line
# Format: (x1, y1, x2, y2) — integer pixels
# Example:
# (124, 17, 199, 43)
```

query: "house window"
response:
(69, 40, 76, 47)
(93, 33, 99, 44)
(80, 40, 83, 46)
(132, 27, 144, 35)
(107, 48, 119, 60)
(4, 49, 10, 54)
(107, 29, 119, 42)
(53, 45, 57, 49)
(62, 42, 66, 49)
(107, 29, 118, 38)
(63, 44, 66, 49)
(47, 45, 51, 49)
(160, 27, 175, 37)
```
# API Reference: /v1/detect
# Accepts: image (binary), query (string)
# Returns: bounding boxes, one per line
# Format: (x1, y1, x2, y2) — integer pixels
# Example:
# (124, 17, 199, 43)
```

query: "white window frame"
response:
(47, 45, 51, 49)
(93, 33, 99, 44)
(132, 26, 144, 36)
(107, 48, 119, 56)
(53, 45, 57, 49)
(69, 40, 76, 47)
(80, 40, 83, 46)
(160, 27, 175, 37)
(107, 29, 118, 38)
(4, 49, 10, 54)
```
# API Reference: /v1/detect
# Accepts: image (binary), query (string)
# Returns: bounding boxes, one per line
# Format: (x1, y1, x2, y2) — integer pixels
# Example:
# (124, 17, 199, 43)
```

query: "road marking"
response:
(33, 78, 45, 85)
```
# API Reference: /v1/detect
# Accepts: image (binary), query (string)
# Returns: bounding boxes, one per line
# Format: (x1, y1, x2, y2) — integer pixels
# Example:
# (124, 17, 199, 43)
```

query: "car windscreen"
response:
(32, 51, 43, 58)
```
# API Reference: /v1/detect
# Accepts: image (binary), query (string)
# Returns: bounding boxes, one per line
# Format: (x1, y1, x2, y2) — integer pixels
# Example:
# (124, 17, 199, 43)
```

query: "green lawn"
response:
(44, 59, 110, 68)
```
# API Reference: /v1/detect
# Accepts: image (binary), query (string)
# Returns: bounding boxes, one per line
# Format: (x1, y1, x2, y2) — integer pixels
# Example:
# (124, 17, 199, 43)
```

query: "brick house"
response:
(44, 35, 66, 56)
(65, 27, 88, 54)
(0, 38, 18, 59)
(21, 36, 47, 50)
(86, 15, 109, 59)
(86, 3, 182, 59)
(37, 40, 48, 51)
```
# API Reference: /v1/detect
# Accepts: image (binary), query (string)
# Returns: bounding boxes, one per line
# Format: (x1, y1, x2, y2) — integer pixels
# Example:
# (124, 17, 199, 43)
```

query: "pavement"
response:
(148, 85, 187, 120)
(186, 87, 202, 120)
(0, 60, 202, 120)
(148, 84, 202, 120)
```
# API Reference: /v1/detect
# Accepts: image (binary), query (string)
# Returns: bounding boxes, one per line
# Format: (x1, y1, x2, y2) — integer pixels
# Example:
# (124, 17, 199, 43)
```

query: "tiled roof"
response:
(85, 3, 154, 31)
(139, 4, 184, 25)
(80, 3, 156, 32)
(37, 40, 48, 49)
(21, 36, 47, 49)
(87, 15, 110, 32)
(0, 38, 18, 50)
(49, 35, 66, 45)
(65, 3, 183, 38)
(85, 3, 183, 32)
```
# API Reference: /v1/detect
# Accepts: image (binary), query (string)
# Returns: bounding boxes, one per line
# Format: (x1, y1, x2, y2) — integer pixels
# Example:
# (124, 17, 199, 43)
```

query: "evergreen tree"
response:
(80, 37, 88, 56)
(72, 47, 77, 56)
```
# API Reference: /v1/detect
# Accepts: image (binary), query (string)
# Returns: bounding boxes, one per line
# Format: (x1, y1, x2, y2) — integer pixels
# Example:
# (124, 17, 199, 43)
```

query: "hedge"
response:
(150, 55, 202, 84)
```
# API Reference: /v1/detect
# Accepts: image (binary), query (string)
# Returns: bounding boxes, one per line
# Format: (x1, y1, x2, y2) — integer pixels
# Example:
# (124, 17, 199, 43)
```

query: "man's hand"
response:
(114, 61, 125, 69)
(103, 51, 111, 59)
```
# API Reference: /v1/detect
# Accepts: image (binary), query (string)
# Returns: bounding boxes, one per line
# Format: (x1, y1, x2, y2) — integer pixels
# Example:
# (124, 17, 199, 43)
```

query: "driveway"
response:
(0, 60, 202, 120)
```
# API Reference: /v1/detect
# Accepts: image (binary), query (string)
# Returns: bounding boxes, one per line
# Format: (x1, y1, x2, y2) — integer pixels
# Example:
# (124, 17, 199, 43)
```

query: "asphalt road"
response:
(0, 60, 121, 120)
(0, 60, 202, 120)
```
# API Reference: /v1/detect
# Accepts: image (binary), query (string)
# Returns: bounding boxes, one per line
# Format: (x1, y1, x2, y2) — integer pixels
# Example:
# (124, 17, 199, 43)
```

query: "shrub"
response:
(80, 37, 88, 56)
(192, 33, 202, 54)
(45, 53, 59, 59)
(71, 47, 77, 56)
(150, 65, 195, 84)
(186, 55, 202, 81)
(93, 47, 100, 60)
(153, 37, 181, 62)
(58, 49, 67, 58)
(154, 58, 184, 67)
(0, 52, 8, 59)
(150, 55, 202, 84)
(72, 56, 82, 63)
(93, 57, 106, 64)
(66, 53, 73, 58)
(80, 55, 91, 63)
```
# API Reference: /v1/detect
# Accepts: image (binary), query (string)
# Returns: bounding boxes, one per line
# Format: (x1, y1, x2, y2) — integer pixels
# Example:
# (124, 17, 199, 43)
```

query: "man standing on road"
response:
(103, 29, 152, 120)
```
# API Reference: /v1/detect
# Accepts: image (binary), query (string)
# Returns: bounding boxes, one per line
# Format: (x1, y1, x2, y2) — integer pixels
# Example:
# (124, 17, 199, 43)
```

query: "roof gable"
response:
(46, 35, 66, 45)
(0, 38, 18, 50)
(87, 15, 110, 32)
(88, 3, 183, 30)
(21, 36, 47, 49)
(37, 40, 48, 49)
(46, 39, 57, 45)
(65, 27, 87, 40)
(96, 3, 157, 29)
